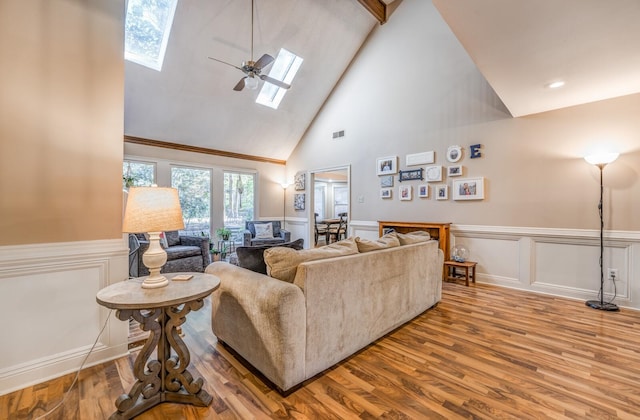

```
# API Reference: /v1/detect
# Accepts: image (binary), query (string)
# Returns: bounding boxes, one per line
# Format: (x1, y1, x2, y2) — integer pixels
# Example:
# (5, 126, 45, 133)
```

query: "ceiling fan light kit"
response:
(208, 0, 291, 92)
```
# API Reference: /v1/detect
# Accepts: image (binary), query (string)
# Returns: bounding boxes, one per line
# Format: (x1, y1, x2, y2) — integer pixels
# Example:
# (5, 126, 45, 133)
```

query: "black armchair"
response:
(136, 230, 210, 277)
(243, 220, 291, 247)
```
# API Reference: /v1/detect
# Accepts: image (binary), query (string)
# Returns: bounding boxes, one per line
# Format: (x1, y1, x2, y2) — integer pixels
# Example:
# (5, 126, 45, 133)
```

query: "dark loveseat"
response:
(135, 231, 210, 277)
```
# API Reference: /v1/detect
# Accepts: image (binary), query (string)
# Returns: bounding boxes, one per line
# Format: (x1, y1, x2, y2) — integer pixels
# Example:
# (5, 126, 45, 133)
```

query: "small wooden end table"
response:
(444, 260, 477, 286)
(96, 272, 220, 420)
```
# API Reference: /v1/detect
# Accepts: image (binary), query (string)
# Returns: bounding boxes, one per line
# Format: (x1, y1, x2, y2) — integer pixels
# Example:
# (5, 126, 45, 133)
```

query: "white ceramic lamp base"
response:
(141, 232, 169, 289)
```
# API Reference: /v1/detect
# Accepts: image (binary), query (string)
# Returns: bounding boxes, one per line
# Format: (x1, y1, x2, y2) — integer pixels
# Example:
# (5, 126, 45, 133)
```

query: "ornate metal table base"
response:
(110, 298, 212, 419)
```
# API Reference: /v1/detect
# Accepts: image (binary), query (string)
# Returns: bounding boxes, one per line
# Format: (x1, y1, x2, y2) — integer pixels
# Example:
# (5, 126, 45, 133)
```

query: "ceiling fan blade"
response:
(259, 74, 291, 90)
(254, 54, 274, 70)
(233, 77, 246, 91)
(208, 56, 244, 71)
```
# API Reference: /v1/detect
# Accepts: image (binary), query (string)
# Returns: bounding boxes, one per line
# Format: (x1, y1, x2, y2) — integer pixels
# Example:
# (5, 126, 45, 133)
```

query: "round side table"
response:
(96, 272, 219, 420)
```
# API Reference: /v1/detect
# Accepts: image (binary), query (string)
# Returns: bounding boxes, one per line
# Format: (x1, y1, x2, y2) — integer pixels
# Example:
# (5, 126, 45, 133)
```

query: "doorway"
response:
(309, 166, 350, 246)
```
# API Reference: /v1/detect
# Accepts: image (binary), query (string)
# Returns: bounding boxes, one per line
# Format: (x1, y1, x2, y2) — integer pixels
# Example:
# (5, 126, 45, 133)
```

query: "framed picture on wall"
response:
(294, 193, 305, 210)
(380, 188, 392, 199)
(380, 175, 394, 187)
(376, 156, 398, 176)
(399, 185, 412, 201)
(418, 185, 429, 198)
(436, 185, 448, 200)
(294, 172, 305, 191)
(452, 177, 485, 200)
(447, 165, 463, 177)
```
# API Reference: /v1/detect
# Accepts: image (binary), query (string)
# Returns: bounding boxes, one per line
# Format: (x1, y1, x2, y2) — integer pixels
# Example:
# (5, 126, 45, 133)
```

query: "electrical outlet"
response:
(608, 268, 619, 280)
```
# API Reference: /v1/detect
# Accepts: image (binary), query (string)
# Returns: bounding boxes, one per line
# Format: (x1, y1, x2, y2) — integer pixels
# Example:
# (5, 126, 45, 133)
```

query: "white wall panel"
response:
(0, 239, 129, 395)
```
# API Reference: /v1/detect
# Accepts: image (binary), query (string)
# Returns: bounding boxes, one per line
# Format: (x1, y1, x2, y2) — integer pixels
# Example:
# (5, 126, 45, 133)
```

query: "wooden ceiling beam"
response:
(357, 0, 387, 24)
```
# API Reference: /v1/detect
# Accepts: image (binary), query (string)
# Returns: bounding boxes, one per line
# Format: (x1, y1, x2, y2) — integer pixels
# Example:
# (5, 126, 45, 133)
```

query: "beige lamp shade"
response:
(123, 187, 185, 233)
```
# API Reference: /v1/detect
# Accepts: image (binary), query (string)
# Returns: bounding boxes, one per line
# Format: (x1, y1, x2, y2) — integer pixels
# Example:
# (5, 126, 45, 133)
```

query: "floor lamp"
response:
(281, 182, 289, 228)
(584, 152, 619, 311)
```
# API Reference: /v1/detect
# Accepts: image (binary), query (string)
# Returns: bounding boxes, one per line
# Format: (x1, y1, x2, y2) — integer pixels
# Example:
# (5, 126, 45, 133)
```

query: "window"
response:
(223, 172, 255, 239)
(171, 166, 211, 236)
(333, 185, 348, 217)
(314, 184, 326, 219)
(123, 160, 155, 188)
(125, 0, 178, 71)
(256, 48, 303, 109)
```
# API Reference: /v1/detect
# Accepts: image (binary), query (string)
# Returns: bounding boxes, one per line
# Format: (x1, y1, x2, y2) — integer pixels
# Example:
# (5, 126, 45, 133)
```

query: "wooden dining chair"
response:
(314, 213, 329, 246)
(328, 213, 347, 243)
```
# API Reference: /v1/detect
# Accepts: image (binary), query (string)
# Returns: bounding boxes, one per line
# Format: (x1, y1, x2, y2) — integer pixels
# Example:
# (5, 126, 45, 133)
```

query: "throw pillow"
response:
(159, 232, 169, 248)
(264, 237, 358, 283)
(254, 222, 274, 239)
(355, 232, 400, 252)
(236, 239, 304, 274)
(396, 230, 431, 245)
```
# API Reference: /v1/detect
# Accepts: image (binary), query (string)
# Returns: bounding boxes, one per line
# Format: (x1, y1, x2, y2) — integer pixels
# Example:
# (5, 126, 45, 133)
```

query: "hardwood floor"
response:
(4, 282, 640, 419)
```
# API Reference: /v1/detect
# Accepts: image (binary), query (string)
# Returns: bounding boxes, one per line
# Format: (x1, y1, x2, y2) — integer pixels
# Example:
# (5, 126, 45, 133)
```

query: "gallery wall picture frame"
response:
(447, 165, 463, 177)
(406, 151, 434, 166)
(380, 188, 392, 199)
(436, 185, 448, 200)
(294, 193, 306, 210)
(418, 185, 429, 198)
(399, 185, 412, 201)
(447, 145, 462, 163)
(398, 168, 424, 182)
(294, 172, 305, 191)
(452, 177, 485, 200)
(376, 156, 398, 176)
(380, 175, 394, 187)
(425, 165, 443, 182)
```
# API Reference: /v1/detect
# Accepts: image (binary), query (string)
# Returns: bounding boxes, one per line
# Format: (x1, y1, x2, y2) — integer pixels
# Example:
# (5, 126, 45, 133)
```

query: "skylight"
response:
(256, 48, 303, 109)
(124, 0, 178, 72)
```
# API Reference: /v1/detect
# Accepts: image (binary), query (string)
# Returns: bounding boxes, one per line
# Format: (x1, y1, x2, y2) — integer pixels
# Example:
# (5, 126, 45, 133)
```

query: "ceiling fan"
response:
(208, 0, 291, 92)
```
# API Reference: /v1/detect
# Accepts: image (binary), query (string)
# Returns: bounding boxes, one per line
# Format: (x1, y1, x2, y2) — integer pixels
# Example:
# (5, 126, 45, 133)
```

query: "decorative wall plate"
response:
(447, 145, 462, 163)
(425, 165, 443, 182)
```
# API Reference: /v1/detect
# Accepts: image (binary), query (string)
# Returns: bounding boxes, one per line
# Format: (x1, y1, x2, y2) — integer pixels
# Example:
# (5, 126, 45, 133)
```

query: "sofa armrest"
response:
(280, 229, 291, 242)
(242, 230, 252, 247)
(205, 262, 306, 391)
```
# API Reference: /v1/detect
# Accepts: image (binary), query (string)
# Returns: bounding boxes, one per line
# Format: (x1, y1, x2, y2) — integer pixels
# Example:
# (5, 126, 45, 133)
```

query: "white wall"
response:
(286, 0, 640, 307)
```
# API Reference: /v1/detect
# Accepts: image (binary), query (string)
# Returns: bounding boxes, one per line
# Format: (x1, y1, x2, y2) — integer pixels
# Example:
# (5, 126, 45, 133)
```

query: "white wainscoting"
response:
(0, 238, 129, 396)
(347, 221, 640, 310)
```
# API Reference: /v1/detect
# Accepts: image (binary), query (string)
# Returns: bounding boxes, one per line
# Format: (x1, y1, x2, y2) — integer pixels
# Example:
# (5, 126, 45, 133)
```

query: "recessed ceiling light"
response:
(546, 81, 565, 89)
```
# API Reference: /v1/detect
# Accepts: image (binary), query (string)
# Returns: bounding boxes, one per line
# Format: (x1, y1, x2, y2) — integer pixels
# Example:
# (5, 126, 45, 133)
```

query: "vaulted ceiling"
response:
(125, 0, 640, 161)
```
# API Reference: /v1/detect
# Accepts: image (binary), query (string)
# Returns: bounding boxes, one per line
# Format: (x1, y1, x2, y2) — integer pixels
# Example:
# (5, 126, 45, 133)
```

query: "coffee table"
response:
(96, 272, 219, 419)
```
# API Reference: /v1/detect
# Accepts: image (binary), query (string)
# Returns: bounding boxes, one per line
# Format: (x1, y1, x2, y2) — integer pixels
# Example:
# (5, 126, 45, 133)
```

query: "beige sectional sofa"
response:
(205, 235, 443, 393)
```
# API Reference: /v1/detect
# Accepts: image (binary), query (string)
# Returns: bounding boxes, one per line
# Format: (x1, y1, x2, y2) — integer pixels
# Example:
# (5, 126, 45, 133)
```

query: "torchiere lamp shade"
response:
(123, 187, 185, 233)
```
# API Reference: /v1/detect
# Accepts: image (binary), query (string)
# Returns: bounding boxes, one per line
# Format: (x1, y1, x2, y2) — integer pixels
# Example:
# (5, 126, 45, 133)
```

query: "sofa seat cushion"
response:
(396, 231, 431, 245)
(165, 245, 202, 261)
(264, 238, 358, 283)
(355, 232, 401, 252)
(236, 239, 305, 274)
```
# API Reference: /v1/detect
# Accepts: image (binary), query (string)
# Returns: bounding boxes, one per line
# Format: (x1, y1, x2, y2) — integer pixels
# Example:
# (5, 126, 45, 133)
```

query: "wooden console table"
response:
(96, 273, 220, 419)
(378, 221, 451, 262)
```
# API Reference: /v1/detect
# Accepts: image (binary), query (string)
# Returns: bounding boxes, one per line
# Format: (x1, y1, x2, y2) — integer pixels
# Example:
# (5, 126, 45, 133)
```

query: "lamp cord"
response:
(34, 309, 113, 419)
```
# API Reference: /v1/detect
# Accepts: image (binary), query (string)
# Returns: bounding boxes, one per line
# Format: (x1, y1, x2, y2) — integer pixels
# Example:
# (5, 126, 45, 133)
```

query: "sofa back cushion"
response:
(236, 239, 304, 274)
(165, 230, 181, 247)
(396, 230, 431, 245)
(264, 238, 358, 283)
(355, 232, 401, 253)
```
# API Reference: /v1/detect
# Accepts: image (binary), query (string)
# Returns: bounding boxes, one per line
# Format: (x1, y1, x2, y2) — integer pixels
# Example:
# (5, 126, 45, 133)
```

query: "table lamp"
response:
(123, 186, 185, 289)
